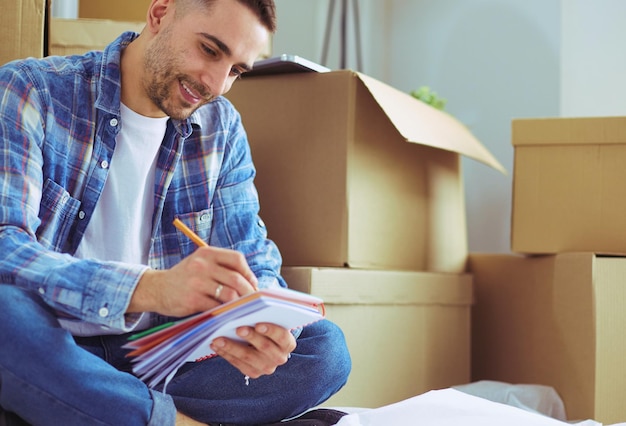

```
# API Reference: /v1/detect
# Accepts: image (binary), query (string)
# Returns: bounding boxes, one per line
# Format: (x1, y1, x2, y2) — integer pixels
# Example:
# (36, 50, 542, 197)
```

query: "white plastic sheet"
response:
(334, 388, 603, 426)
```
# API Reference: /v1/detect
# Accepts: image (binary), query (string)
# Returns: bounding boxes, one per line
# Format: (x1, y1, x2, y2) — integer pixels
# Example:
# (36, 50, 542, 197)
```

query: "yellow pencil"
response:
(173, 218, 208, 247)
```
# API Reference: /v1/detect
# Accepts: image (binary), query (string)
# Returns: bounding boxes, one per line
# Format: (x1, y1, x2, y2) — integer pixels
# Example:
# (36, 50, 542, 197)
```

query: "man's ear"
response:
(146, 0, 173, 34)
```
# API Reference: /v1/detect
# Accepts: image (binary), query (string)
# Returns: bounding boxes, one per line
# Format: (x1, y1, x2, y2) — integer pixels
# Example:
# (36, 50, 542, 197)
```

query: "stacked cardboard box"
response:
(1, 1, 145, 65)
(227, 71, 504, 273)
(226, 70, 504, 407)
(283, 267, 473, 408)
(469, 116, 626, 424)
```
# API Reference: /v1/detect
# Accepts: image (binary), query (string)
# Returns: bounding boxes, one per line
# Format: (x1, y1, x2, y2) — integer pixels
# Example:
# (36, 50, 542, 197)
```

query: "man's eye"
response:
(202, 45, 217, 57)
(230, 67, 244, 78)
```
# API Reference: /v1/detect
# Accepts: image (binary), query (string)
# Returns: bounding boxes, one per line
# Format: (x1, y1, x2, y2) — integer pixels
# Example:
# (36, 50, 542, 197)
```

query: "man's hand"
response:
(210, 322, 297, 378)
(128, 246, 258, 317)
(128, 246, 294, 378)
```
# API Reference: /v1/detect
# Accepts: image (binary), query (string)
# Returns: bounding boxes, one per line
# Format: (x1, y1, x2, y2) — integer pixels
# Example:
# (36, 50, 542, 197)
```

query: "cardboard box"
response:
(49, 18, 145, 56)
(227, 71, 504, 273)
(511, 116, 626, 255)
(468, 252, 626, 424)
(79, 0, 151, 22)
(282, 266, 473, 408)
(1, 0, 47, 65)
(1, 1, 145, 64)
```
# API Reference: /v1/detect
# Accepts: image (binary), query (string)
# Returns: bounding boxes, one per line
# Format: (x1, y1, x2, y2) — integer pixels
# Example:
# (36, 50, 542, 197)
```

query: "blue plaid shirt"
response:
(0, 32, 285, 332)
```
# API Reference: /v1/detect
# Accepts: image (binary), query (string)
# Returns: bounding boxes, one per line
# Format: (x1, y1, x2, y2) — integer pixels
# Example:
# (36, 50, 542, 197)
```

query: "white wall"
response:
(383, 0, 560, 254)
(51, 0, 79, 18)
(561, 0, 626, 116)
(272, 0, 624, 254)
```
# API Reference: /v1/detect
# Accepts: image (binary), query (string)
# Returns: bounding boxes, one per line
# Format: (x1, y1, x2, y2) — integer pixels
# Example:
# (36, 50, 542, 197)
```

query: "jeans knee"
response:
(302, 320, 352, 387)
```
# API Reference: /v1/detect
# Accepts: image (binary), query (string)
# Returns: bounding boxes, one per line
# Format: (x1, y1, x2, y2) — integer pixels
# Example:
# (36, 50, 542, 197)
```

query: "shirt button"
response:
(109, 118, 118, 127)
(38, 287, 45, 295)
(78, 211, 86, 220)
(98, 307, 109, 318)
(200, 213, 210, 222)
(60, 194, 69, 205)
(101, 160, 109, 169)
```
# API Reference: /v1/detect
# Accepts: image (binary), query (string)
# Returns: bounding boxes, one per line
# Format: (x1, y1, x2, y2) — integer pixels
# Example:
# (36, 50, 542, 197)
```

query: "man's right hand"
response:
(127, 246, 258, 317)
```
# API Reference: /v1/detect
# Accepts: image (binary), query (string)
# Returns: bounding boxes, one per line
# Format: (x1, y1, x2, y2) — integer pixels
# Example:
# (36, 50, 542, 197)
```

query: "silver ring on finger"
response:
(214, 284, 224, 299)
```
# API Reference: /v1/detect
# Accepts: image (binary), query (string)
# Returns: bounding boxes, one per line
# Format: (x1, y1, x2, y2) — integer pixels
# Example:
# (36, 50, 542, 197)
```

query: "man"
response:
(0, 0, 351, 424)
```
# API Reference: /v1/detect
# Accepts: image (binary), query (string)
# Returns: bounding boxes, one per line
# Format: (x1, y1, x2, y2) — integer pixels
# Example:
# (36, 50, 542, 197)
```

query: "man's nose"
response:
(202, 63, 232, 97)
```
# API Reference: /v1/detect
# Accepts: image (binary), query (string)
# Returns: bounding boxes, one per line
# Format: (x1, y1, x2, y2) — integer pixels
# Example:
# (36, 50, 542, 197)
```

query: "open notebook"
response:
(124, 287, 325, 389)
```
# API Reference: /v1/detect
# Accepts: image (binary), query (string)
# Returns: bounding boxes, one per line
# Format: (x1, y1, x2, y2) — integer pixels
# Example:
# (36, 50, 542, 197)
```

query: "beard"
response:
(143, 29, 214, 120)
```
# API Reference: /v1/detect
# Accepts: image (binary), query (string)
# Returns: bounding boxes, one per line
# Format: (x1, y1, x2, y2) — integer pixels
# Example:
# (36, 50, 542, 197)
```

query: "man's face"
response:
(143, 0, 269, 120)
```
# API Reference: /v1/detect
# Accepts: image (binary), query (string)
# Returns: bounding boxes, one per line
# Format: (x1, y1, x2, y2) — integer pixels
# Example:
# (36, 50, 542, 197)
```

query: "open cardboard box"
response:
(227, 70, 505, 273)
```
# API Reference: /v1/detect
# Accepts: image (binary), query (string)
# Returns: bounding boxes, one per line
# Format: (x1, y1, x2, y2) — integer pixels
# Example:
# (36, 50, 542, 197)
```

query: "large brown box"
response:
(511, 116, 626, 255)
(227, 71, 503, 273)
(283, 266, 473, 408)
(468, 252, 626, 424)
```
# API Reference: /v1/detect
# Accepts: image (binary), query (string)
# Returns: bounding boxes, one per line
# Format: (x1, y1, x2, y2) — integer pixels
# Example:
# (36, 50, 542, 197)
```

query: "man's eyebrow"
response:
(200, 33, 232, 55)
(199, 33, 253, 72)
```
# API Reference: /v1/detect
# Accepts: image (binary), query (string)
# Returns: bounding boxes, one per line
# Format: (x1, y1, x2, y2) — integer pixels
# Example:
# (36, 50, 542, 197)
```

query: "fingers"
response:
(210, 323, 296, 379)
(139, 245, 259, 317)
(194, 246, 258, 297)
(220, 250, 259, 291)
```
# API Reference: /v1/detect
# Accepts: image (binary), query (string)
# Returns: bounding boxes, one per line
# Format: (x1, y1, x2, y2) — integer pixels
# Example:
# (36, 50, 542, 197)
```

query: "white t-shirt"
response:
(68, 103, 168, 336)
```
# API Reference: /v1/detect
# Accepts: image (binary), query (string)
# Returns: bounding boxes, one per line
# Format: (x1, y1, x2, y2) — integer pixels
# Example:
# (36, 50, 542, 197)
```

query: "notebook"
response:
(123, 287, 325, 389)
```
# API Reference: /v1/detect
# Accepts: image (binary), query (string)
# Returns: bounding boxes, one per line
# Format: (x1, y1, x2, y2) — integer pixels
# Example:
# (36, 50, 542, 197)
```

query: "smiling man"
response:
(0, 0, 351, 425)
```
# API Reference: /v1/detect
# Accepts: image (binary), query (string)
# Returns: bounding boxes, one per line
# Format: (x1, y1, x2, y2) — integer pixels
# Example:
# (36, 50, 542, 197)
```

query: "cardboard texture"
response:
(79, 0, 151, 22)
(511, 116, 626, 255)
(1, 0, 47, 65)
(1, 1, 145, 63)
(282, 266, 473, 408)
(468, 252, 626, 424)
(226, 71, 504, 273)
(49, 18, 145, 56)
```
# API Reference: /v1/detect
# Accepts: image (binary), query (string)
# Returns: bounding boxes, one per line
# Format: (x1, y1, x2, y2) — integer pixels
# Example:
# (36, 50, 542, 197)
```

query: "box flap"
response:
(512, 116, 626, 147)
(355, 72, 506, 174)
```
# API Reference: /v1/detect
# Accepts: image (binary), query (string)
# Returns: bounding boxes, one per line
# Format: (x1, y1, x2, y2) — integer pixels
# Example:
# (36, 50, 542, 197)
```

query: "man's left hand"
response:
(210, 322, 296, 378)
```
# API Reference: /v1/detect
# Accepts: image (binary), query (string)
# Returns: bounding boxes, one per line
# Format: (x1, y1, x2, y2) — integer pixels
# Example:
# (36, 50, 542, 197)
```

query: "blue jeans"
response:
(0, 286, 351, 425)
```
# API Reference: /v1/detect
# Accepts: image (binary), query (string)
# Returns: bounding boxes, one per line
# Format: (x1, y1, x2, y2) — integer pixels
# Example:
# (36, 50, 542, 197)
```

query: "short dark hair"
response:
(177, 0, 277, 33)
(236, 0, 277, 33)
